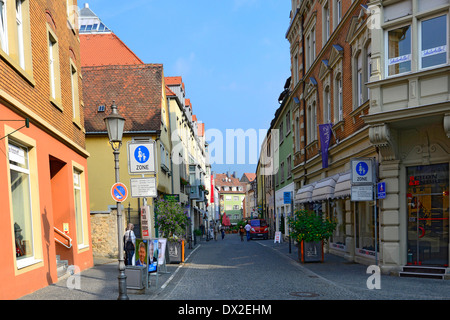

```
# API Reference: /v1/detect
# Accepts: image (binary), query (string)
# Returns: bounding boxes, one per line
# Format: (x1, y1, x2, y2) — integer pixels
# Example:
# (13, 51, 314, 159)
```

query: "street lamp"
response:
(104, 101, 128, 300)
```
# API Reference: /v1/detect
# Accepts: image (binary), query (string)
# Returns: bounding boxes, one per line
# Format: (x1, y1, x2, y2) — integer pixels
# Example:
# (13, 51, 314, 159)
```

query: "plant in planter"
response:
(288, 210, 337, 263)
(155, 199, 188, 242)
(155, 199, 189, 263)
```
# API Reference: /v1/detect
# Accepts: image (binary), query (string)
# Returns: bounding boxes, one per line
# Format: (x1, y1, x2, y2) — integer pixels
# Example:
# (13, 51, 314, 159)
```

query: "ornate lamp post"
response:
(104, 101, 128, 300)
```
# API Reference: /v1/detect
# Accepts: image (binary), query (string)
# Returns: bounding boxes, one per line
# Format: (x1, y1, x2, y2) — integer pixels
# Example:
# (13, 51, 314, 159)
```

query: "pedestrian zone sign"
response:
(351, 158, 374, 185)
(128, 141, 156, 174)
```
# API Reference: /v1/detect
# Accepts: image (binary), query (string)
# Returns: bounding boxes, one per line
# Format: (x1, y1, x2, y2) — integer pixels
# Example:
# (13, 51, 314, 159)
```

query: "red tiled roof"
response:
(165, 76, 182, 85)
(185, 98, 192, 109)
(215, 174, 245, 188)
(242, 173, 256, 182)
(82, 64, 163, 133)
(80, 33, 144, 67)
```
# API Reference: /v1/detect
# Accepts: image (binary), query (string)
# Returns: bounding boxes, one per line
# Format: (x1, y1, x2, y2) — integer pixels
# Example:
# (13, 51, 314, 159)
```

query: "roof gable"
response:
(80, 33, 144, 67)
(82, 64, 163, 134)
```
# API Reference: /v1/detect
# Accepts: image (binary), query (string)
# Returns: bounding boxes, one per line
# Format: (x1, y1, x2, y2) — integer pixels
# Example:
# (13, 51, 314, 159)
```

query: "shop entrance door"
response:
(407, 164, 449, 267)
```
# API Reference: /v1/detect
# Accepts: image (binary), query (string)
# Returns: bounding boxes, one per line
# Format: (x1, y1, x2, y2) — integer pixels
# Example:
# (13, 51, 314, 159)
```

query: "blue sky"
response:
(87, 0, 291, 177)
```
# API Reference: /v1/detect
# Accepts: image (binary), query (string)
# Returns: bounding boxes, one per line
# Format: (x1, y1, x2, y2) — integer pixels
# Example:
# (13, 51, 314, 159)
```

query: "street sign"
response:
(130, 177, 157, 198)
(351, 158, 374, 185)
(128, 141, 156, 175)
(351, 185, 373, 201)
(283, 191, 291, 204)
(377, 182, 386, 199)
(111, 182, 128, 202)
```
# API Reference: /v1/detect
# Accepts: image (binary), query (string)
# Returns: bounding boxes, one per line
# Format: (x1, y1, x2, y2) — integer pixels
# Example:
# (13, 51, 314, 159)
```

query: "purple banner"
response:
(319, 123, 333, 168)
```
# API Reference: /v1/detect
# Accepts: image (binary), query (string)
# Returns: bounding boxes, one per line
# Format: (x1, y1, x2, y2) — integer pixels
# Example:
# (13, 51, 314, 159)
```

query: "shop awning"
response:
(334, 171, 351, 199)
(311, 174, 339, 202)
(295, 182, 317, 203)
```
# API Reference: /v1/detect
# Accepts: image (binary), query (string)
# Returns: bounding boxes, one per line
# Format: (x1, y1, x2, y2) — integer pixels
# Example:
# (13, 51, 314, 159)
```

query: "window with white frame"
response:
(307, 102, 317, 143)
(71, 62, 79, 122)
(15, 0, 24, 68)
(9, 142, 33, 263)
(324, 85, 331, 123)
(305, 25, 316, 70)
(286, 110, 291, 134)
(279, 121, 284, 143)
(420, 14, 447, 69)
(0, 0, 8, 52)
(357, 52, 363, 106)
(287, 155, 292, 178)
(48, 29, 61, 104)
(293, 53, 299, 85)
(334, 0, 342, 29)
(366, 42, 372, 98)
(386, 24, 411, 76)
(334, 74, 343, 122)
(323, 1, 330, 44)
(73, 169, 86, 248)
(295, 115, 300, 152)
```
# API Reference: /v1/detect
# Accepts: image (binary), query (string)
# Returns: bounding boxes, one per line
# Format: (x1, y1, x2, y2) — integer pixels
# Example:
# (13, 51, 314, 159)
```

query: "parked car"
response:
(249, 219, 269, 240)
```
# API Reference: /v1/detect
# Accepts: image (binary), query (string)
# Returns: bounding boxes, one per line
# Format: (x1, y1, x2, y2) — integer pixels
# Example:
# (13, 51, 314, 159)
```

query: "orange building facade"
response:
(0, 0, 92, 299)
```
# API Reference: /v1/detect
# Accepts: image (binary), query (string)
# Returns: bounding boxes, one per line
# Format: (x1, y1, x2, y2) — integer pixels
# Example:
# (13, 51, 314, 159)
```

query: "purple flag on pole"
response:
(319, 123, 333, 168)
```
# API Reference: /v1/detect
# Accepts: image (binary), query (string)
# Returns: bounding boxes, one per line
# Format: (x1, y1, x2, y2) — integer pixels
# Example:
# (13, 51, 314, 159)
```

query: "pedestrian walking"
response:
(124, 223, 136, 265)
(244, 221, 251, 241)
(214, 221, 219, 241)
(239, 225, 245, 242)
(221, 224, 225, 240)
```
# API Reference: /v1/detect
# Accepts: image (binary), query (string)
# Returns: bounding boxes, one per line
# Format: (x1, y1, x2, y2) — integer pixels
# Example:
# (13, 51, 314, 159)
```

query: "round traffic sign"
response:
(134, 145, 150, 164)
(356, 161, 369, 176)
(111, 182, 128, 202)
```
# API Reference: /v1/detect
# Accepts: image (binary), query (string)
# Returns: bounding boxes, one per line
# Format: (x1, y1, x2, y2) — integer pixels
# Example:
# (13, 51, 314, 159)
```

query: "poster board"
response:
(157, 238, 167, 265)
(148, 239, 159, 273)
(134, 239, 147, 267)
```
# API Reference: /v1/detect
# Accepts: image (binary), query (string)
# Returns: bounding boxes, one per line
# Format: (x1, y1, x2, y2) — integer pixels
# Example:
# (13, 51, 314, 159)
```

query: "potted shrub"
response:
(288, 210, 337, 263)
(155, 199, 188, 263)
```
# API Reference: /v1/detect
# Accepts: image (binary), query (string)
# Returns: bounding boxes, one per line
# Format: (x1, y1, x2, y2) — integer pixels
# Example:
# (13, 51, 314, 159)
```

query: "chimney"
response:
(84, 3, 89, 8)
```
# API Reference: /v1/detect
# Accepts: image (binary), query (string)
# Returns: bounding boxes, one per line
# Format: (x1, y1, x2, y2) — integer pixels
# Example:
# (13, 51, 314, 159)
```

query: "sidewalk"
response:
(19, 240, 201, 300)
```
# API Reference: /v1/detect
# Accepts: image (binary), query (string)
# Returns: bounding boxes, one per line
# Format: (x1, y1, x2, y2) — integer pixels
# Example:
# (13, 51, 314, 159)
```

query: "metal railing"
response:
(54, 227, 72, 249)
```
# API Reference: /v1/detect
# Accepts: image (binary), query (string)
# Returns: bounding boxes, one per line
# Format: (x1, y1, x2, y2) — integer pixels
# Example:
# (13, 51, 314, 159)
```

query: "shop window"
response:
(10, 142, 33, 262)
(331, 200, 345, 247)
(387, 25, 411, 76)
(73, 169, 87, 249)
(420, 15, 447, 69)
(355, 202, 379, 254)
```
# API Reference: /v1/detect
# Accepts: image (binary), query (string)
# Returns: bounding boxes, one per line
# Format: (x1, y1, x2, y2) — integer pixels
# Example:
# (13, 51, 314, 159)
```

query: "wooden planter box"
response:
(299, 240, 324, 263)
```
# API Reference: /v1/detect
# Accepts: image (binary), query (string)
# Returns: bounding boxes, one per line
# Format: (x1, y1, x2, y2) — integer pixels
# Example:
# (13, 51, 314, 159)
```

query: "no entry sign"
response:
(111, 182, 128, 202)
